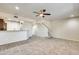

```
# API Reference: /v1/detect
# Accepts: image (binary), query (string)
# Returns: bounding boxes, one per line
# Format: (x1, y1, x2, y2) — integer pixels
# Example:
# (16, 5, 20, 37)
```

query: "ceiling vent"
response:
(14, 15, 18, 18)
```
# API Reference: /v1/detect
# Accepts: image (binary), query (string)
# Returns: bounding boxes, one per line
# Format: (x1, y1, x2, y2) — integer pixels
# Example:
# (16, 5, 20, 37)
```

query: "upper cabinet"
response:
(0, 19, 7, 31)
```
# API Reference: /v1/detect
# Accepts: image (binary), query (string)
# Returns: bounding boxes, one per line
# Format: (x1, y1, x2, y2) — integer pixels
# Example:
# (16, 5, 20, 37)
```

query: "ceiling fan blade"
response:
(36, 15, 39, 17)
(33, 11, 40, 14)
(44, 13, 51, 15)
(39, 10, 43, 13)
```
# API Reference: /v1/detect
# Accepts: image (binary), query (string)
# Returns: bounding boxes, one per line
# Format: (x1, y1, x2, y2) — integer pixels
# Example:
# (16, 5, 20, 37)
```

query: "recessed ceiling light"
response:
(15, 6, 19, 10)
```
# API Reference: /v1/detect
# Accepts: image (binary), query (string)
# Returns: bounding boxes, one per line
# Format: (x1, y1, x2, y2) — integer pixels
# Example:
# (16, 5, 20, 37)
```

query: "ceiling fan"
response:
(33, 9, 51, 18)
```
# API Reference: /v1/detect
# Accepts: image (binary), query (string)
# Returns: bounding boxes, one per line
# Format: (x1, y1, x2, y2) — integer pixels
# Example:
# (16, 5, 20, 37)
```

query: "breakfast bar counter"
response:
(0, 30, 29, 45)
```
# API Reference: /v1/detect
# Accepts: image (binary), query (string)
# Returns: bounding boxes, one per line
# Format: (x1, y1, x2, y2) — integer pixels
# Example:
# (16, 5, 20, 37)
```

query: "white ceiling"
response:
(0, 3, 79, 21)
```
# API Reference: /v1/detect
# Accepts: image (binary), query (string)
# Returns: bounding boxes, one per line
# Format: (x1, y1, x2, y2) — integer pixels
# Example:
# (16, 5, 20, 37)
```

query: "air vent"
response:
(14, 16, 18, 18)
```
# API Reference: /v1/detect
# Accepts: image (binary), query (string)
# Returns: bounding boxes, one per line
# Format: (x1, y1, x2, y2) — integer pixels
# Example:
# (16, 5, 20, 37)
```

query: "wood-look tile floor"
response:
(0, 36, 79, 55)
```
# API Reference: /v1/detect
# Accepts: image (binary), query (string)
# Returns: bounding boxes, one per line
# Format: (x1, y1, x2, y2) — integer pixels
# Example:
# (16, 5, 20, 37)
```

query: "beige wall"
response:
(32, 23, 48, 37)
(49, 18, 79, 41)
(1, 11, 79, 41)
(21, 21, 33, 30)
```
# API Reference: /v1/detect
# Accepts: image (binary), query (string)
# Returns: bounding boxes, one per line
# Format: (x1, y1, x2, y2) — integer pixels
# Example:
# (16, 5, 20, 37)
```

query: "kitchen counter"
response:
(0, 30, 29, 45)
(0, 30, 26, 32)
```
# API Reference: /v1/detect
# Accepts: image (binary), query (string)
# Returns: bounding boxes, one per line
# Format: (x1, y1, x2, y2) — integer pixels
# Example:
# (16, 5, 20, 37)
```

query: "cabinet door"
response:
(0, 19, 5, 30)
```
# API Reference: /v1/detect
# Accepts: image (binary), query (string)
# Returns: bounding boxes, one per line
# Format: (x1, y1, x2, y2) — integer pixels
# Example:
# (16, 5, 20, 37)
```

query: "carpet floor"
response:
(0, 36, 79, 55)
